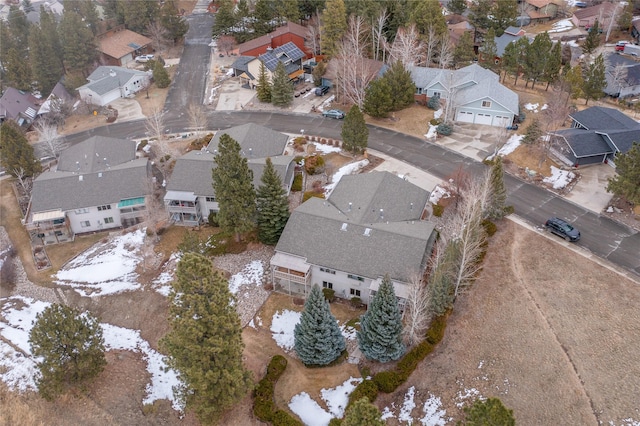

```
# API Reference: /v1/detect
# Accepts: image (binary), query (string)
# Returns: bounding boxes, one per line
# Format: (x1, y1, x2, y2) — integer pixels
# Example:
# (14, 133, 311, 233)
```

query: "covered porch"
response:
(271, 252, 311, 297)
(164, 191, 202, 226)
(27, 210, 74, 245)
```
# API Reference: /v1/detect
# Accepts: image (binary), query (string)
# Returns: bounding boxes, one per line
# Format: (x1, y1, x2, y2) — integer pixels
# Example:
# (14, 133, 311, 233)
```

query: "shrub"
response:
(481, 219, 497, 237)
(253, 355, 289, 423)
(350, 297, 362, 308)
(504, 205, 515, 215)
(397, 340, 433, 378)
(272, 410, 303, 425)
(432, 204, 444, 217)
(294, 155, 304, 164)
(304, 155, 325, 175)
(373, 370, 403, 393)
(425, 314, 448, 345)
(208, 211, 219, 227)
(302, 191, 325, 202)
(436, 122, 453, 136)
(138, 140, 148, 151)
(347, 379, 379, 408)
(292, 174, 303, 192)
(329, 419, 343, 426)
(323, 287, 336, 302)
(429, 118, 441, 126)
(427, 94, 441, 110)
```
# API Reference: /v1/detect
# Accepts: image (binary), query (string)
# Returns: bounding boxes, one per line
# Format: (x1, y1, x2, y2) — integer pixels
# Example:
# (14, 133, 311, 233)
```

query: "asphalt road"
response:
(58, 111, 640, 278)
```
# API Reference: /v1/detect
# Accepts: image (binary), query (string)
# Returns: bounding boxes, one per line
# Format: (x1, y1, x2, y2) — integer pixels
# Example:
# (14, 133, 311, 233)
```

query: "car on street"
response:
(545, 217, 581, 242)
(322, 109, 345, 119)
(135, 54, 155, 63)
(615, 41, 630, 52)
(315, 85, 330, 96)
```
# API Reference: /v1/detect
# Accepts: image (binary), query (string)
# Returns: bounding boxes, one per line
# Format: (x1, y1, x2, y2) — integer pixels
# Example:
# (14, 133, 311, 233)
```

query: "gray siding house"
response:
(26, 136, 150, 244)
(549, 106, 640, 167)
(271, 171, 437, 307)
(164, 123, 296, 226)
(409, 63, 519, 127)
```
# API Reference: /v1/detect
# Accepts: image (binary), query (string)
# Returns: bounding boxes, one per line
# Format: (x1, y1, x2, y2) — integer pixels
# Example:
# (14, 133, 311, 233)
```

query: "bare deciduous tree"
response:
(146, 21, 169, 52)
(146, 104, 167, 143)
(34, 120, 65, 158)
(437, 34, 454, 69)
(609, 63, 628, 99)
(218, 35, 237, 56)
(402, 273, 431, 346)
(306, 14, 322, 56)
(389, 25, 425, 68)
(187, 103, 208, 139)
(425, 26, 439, 67)
(335, 15, 376, 107)
(371, 8, 388, 62)
(12, 166, 33, 197)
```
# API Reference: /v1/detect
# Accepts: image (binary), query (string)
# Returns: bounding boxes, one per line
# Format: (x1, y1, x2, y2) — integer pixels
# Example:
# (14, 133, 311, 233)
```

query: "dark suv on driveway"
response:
(545, 217, 580, 242)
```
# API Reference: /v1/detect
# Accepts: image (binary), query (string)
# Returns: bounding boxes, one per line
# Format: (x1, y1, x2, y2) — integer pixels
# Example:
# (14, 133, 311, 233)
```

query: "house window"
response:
(482, 100, 492, 108)
(320, 267, 336, 274)
(104, 217, 114, 224)
(432, 91, 441, 97)
(348, 274, 364, 282)
(350, 288, 361, 297)
(205, 197, 215, 202)
(322, 281, 333, 289)
(75, 208, 89, 214)
(98, 205, 111, 211)
(80, 221, 91, 228)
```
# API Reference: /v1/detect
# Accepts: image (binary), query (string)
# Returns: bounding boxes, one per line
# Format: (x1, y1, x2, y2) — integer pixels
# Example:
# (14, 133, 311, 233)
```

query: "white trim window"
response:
(80, 220, 91, 228)
(482, 100, 492, 108)
(75, 208, 90, 214)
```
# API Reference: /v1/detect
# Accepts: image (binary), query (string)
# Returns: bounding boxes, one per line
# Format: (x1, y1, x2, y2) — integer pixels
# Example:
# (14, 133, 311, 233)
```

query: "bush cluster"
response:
(322, 288, 336, 302)
(304, 155, 325, 175)
(291, 174, 303, 192)
(436, 122, 453, 136)
(432, 204, 444, 217)
(481, 219, 497, 237)
(302, 191, 325, 203)
(253, 356, 301, 424)
(208, 211, 219, 227)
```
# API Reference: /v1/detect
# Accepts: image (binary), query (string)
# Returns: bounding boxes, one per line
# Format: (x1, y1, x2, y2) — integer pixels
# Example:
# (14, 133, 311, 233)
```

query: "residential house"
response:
(320, 57, 386, 95)
(495, 26, 526, 58)
(0, 87, 40, 128)
(238, 21, 311, 59)
(631, 18, 640, 45)
(235, 42, 305, 89)
(37, 81, 76, 117)
(603, 52, 640, 99)
(25, 136, 151, 244)
(446, 15, 474, 48)
(77, 66, 151, 106)
(97, 26, 153, 67)
(571, 2, 617, 29)
(271, 171, 437, 307)
(409, 63, 519, 127)
(549, 106, 640, 167)
(164, 123, 296, 226)
(522, 0, 559, 24)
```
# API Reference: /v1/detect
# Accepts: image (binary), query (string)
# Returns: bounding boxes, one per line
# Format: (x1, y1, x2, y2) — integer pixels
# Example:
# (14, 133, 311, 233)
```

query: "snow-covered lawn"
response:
(289, 376, 363, 425)
(324, 160, 369, 196)
(313, 141, 342, 154)
(486, 134, 523, 161)
(228, 260, 264, 294)
(543, 166, 576, 189)
(549, 19, 574, 33)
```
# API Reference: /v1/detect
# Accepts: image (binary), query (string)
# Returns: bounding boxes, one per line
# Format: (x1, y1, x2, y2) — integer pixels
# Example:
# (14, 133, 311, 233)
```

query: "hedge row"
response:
(253, 355, 302, 425)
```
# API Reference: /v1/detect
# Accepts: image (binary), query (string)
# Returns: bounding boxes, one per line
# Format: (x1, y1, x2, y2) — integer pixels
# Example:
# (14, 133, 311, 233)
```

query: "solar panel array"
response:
(259, 42, 304, 71)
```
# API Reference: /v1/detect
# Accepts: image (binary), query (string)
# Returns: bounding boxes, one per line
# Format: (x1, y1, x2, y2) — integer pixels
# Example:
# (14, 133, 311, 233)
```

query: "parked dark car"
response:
(322, 109, 345, 119)
(315, 85, 330, 96)
(545, 217, 581, 242)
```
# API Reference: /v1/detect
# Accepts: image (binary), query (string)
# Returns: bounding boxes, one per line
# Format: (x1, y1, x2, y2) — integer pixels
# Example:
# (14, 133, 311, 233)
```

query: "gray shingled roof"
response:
(598, 129, 640, 154)
(495, 33, 521, 57)
(79, 66, 149, 96)
(30, 158, 149, 213)
(208, 123, 288, 158)
(570, 106, 639, 131)
(232, 56, 256, 79)
(408, 66, 447, 90)
(0, 87, 39, 122)
(57, 136, 136, 173)
(553, 129, 613, 157)
(275, 171, 437, 283)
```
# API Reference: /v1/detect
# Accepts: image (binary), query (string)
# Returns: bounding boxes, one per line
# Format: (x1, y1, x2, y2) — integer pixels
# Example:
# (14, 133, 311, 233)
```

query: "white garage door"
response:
(475, 113, 492, 125)
(493, 115, 510, 127)
(457, 111, 474, 123)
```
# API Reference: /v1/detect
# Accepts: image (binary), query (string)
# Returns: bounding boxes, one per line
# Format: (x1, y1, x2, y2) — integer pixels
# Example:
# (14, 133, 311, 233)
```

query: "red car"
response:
(615, 41, 629, 51)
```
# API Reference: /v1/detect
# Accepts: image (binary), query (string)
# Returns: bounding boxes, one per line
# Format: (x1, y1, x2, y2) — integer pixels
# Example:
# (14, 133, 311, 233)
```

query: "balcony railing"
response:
(273, 267, 310, 285)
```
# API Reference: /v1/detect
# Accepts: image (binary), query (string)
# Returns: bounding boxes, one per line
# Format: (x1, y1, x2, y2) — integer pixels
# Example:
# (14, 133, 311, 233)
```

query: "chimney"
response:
(109, 69, 116, 77)
(79, 175, 83, 181)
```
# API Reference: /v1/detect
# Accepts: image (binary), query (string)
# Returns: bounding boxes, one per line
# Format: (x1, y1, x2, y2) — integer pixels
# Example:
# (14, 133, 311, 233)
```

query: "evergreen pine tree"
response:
(468, 0, 492, 42)
(606, 142, 640, 205)
(160, 253, 252, 423)
(321, 0, 347, 57)
(39, 7, 65, 80)
(160, 0, 189, 43)
(479, 28, 498, 72)
(58, 10, 97, 74)
(271, 61, 294, 107)
(256, 62, 272, 103)
(212, 0, 237, 37)
(256, 157, 290, 245)
(363, 78, 393, 118)
(29, 24, 63, 95)
(583, 20, 601, 55)
(427, 93, 441, 110)
(253, 0, 276, 36)
(543, 41, 562, 90)
(211, 134, 257, 242)
(294, 284, 346, 366)
(0, 121, 42, 177)
(462, 397, 515, 426)
(343, 397, 385, 426)
(524, 32, 552, 89)
(486, 156, 509, 220)
(385, 61, 416, 111)
(582, 54, 606, 105)
(4, 47, 32, 91)
(490, 0, 517, 36)
(454, 32, 476, 66)
(275, 0, 300, 23)
(29, 304, 106, 400)
(357, 275, 405, 362)
(429, 242, 458, 316)
(447, 0, 467, 15)
(411, 0, 448, 39)
(341, 105, 369, 154)
(120, 0, 159, 34)
(564, 64, 585, 100)
(522, 119, 542, 144)
(153, 60, 171, 88)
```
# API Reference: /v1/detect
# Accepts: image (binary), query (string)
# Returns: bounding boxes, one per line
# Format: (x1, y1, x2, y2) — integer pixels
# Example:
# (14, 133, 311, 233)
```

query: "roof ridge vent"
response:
(340, 223, 348, 231)
(364, 228, 371, 236)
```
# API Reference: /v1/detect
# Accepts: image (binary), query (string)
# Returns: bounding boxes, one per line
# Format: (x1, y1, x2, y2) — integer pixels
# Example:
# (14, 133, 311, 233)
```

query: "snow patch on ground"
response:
(420, 394, 449, 426)
(486, 134, 523, 161)
(399, 386, 417, 422)
(152, 252, 181, 296)
(313, 141, 342, 154)
(543, 166, 576, 189)
(321, 376, 363, 418)
(228, 260, 264, 294)
(324, 160, 369, 196)
(429, 185, 451, 205)
(524, 103, 548, 113)
(434, 108, 443, 119)
(549, 19, 574, 33)
(340, 324, 357, 341)
(289, 392, 334, 426)
(270, 309, 301, 351)
(425, 124, 438, 140)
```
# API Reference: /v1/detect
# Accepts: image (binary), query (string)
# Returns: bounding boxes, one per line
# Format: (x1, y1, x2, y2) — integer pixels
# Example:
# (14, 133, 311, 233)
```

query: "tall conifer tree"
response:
(256, 157, 290, 245)
(294, 285, 346, 366)
(357, 275, 405, 362)
(256, 62, 272, 103)
(321, 0, 347, 57)
(341, 105, 368, 154)
(271, 61, 294, 107)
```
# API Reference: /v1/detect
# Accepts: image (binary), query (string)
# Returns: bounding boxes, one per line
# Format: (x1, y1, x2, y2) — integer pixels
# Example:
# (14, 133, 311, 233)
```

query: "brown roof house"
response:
(237, 21, 311, 59)
(522, 0, 559, 24)
(0, 87, 40, 128)
(571, 2, 617, 29)
(97, 26, 153, 66)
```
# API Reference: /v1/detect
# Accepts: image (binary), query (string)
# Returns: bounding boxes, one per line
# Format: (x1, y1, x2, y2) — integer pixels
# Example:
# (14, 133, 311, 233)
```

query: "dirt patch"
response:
(366, 105, 433, 139)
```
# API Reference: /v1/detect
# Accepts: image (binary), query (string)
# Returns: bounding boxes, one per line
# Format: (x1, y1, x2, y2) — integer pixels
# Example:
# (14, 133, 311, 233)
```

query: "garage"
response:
(475, 113, 492, 125)
(457, 111, 474, 123)
(493, 115, 511, 127)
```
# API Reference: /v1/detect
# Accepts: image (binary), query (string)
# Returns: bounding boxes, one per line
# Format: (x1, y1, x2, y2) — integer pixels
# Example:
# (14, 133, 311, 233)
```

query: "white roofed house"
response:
(77, 66, 151, 106)
(25, 136, 151, 244)
(271, 171, 438, 308)
(164, 123, 296, 226)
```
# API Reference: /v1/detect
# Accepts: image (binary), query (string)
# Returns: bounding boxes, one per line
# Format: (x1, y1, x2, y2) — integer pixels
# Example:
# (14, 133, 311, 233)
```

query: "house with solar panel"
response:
(233, 41, 305, 89)
(77, 66, 151, 106)
(0, 87, 40, 129)
(271, 171, 437, 307)
(164, 123, 296, 226)
(25, 136, 151, 244)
